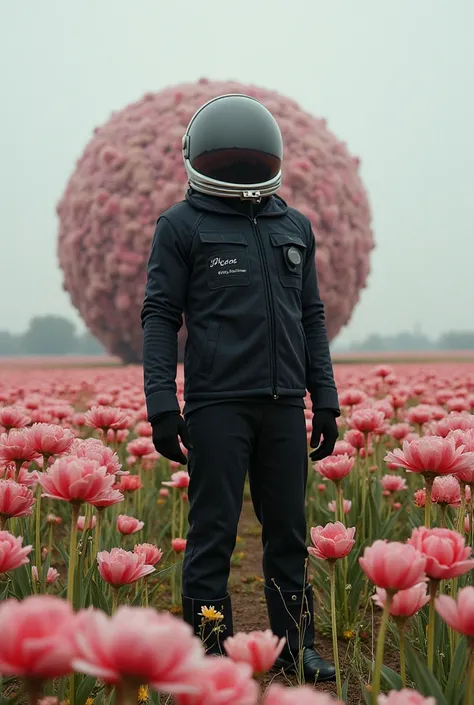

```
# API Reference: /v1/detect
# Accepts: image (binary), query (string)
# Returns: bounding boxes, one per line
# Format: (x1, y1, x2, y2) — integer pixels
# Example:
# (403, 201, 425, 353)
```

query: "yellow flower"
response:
(137, 685, 149, 704)
(85, 699, 94, 705)
(199, 605, 224, 621)
(156, 498, 166, 506)
(343, 629, 355, 640)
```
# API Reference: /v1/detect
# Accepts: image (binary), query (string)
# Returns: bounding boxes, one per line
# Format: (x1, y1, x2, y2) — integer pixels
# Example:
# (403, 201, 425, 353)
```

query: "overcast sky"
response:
(1, 1, 473, 345)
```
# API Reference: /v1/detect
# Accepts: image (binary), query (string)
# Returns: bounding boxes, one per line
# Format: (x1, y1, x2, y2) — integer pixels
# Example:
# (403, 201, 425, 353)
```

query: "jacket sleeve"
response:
(141, 216, 189, 420)
(301, 224, 340, 416)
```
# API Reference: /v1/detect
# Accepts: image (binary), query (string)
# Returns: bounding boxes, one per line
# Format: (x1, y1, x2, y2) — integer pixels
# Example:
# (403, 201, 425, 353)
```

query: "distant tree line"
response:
(0, 316, 105, 356)
(1, 315, 473, 357)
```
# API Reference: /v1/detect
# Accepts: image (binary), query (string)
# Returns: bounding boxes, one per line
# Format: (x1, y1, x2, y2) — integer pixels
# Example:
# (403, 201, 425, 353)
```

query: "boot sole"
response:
(272, 660, 336, 683)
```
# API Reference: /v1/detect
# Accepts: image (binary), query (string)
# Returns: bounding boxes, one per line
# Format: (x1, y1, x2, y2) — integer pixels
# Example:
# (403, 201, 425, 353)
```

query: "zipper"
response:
(251, 212, 279, 400)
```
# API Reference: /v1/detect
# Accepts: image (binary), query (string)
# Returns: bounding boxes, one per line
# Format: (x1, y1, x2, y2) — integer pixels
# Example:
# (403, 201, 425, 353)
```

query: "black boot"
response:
(182, 593, 233, 656)
(265, 584, 336, 683)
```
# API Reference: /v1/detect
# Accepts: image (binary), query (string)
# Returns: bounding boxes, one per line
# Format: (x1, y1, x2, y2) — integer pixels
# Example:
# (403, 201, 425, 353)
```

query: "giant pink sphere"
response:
(57, 79, 374, 363)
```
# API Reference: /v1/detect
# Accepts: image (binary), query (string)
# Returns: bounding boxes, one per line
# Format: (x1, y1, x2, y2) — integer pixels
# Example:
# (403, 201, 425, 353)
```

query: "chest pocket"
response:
(270, 232, 307, 288)
(198, 231, 251, 290)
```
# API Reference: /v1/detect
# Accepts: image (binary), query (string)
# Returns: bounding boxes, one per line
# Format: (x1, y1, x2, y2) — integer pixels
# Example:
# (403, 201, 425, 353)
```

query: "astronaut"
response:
(141, 94, 339, 682)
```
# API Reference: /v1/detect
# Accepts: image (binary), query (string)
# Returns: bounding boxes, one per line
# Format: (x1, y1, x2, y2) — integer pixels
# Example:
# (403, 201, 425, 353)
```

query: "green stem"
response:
(424, 475, 434, 529)
(427, 580, 439, 671)
(112, 586, 120, 614)
(337, 483, 345, 526)
(93, 510, 102, 558)
(329, 562, 342, 700)
(440, 505, 447, 528)
(15, 459, 23, 482)
(398, 621, 407, 687)
(67, 504, 80, 606)
(458, 485, 466, 534)
(35, 484, 42, 583)
(138, 465, 144, 514)
(171, 487, 177, 539)
(470, 484, 474, 547)
(47, 523, 53, 558)
(362, 436, 369, 536)
(465, 648, 474, 705)
(371, 592, 393, 705)
(0, 515, 5, 531)
(342, 556, 349, 628)
(179, 491, 184, 538)
(143, 578, 149, 608)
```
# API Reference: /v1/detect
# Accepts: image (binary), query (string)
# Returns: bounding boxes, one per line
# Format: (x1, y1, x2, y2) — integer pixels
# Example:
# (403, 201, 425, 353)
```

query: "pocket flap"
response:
(269, 232, 307, 249)
(199, 231, 248, 246)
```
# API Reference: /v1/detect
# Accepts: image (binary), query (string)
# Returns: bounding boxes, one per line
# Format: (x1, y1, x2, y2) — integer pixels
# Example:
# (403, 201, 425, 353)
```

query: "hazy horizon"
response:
(1, 1, 473, 346)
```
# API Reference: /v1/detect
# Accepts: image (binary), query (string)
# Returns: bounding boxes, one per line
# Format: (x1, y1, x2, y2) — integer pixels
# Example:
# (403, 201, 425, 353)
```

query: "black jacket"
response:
(141, 190, 339, 419)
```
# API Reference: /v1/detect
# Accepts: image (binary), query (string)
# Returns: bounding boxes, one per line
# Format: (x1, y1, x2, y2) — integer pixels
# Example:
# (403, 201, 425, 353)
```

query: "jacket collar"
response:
(185, 188, 288, 218)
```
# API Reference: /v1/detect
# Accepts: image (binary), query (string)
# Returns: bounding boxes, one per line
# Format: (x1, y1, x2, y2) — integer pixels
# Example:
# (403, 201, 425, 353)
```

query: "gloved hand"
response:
(151, 411, 192, 465)
(309, 409, 339, 462)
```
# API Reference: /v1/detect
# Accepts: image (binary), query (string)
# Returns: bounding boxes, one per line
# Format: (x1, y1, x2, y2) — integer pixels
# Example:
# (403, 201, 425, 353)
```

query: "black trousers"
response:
(182, 402, 309, 599)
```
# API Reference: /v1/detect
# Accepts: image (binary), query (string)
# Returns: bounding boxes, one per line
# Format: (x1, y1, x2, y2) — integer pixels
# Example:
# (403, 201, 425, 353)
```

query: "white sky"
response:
(1, 0, 473, 344)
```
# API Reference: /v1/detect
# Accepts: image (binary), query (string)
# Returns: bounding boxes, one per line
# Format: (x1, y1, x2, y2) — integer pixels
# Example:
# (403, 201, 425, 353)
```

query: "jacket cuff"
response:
(310, 387, 340, 417)
(146, 391, 180, 420)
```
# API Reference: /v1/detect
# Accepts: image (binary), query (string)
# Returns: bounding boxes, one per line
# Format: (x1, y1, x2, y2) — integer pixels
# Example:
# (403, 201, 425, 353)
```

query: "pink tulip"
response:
(332, 440, 356, 457)
(172, 538, 187, 553)
(0, 480, 35, 519)
(73, 438, 124, 475)
(126, 437, 155, 457)
(77, 515, 97, 531)
(359, 540, 426, 591)
(380, 475, 407, 494)
(264, 683, 343, 705)
(408, 527, 474, 580)
(134, 543, 163, 566)
(0, 595, 77, 679)
(28, 423, 75, 458)
(84, 406, 131, 432)
(159, 488, 169, 497)
(308, 523, 355, 561)
(0, 406, 31, 430)
(89, 487, 124, 508)
(0, 429, 38, 465)
(435, 586, 474, 638)
(314, 454, 354, 482)
(348, 408, 385, 434)
(431, 475, 461, 506)
(116, 514, 144, 535)
(118, 475, 143, 492)
(38, 456, 123, 505)
(97, 548, 155, 587)
(372, 583, 429, 619)
(0, 531, 32, 573)
(385, 436, 474, 477)
(413, 489, 426, 507)
(224, 630, 285, 675)
(378, 690, 436, 705)
(328, 499, 352, 514)
(174, 658, 258, 705)
(345, 429, 365, 450)
(32, 565, 59, 584)
(73, 606, 204, 693)
(162, 471, 190, 489)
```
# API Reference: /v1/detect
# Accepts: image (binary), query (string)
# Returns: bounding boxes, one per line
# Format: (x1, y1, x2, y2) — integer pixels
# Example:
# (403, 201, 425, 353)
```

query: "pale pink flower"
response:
(224, 630, 285, 675)
(435, 585, 474, 638)
(0, 429, 38, 465)
(372, 583, 429, 620)
(0, 531, 32, 573)
(408, 527, 474, 580)
(360, 540, 426, 590)
(308, 523, 355, 561)
(116, 514, 144, 535)
(174, 658, 258, 705)
(97, 548, 155, 587)
(264, 683, 343, 705)
(28, 423, 75, 458)
(77, 515, 97, 531)
(39, 456, 122, 505)
(32, 566, 60, 584)
(0, 480, 35, 519)
(328, 499, 351, 514)
(84, 406, 131, 432)
(378, 690, 436, 705)
(133, 543, 163, 566)
(73, 438, 124, 475)
(172, 538, 187, 553)
(380, 475, 407, 494)
(385, 436, 474, 477)
(162, 471, 190, 489)
(315, 455, 354, 482)
(0, 406, 31, 430)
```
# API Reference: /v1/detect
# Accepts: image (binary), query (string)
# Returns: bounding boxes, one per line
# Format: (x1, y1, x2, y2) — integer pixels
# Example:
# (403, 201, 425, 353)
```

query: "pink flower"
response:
(385, 437, 474, 477)
(388, 424, 411, 441)
(349, 408, 385, 434)
(0, 531, 32, 573)
(89, 487, 124, 509)
(85, 406, 131, 431)
(126, 437, 155, 457)
(74, 438, 124, 475)
(224, 630, 285, 675)
(0, 429, 38, 464)
(0, 595, 77, 679)
(97, 548, 155, 587)
(162, 471, 190, 489)
(174, 658, 258, 705)
(172, 538, 187, 553)
(408, 527, 474, 580)
(332, 440, 356, 457)
(264, 683, 343, 705)
(380, 475, 407, 494)
(435, 586, 474, 638)
(73, 606, 204, 693)
(372, 583, 429, 620)
(308, 523, 355, 561)
(116, 514, 144, 535)
(344, 429, 365, 450)
(32, 566, 60, 584)
(77, 515, 97, 531)
(159, 488, 169, 498)
(39, 456, 122, 506)
(0, 480, 35, 519)
(413, 489, 426, 507)
(431, 475, 461, 506)
(406, 405, 436, 426)
(28, 423, 75, 458)
(359, 540, 426, 591)
(134, 543, 163, 566)
(118, 475, 142, 492)
(328, 499, 351, 514)
(339, 389, 366, 407)
(0, 406, 31, 430)
(378, 690, 436, 705)
(314, 455, 354, 482)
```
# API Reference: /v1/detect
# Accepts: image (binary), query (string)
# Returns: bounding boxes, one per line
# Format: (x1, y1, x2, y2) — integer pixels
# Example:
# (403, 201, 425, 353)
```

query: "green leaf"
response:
(445, 637, 467, 701)
(89, 579, 110, 613)
(342, 676, 350, 701)
(10, 563, 32, 598)
(76, 675, 98, 705)
(380, 664, 404, 692)
(405, 645, 448, 705)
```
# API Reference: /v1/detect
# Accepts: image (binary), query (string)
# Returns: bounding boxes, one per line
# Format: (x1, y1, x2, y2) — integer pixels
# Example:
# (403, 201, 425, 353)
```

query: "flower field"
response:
(0, 361, 474, 705)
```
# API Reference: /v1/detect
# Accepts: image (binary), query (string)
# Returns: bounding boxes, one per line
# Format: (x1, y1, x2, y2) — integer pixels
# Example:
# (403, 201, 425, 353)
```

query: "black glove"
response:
(151, 411, 192, 465)
(309, 409, 339, 462)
